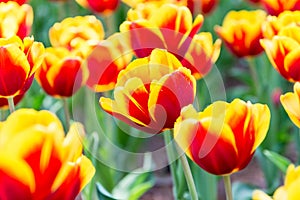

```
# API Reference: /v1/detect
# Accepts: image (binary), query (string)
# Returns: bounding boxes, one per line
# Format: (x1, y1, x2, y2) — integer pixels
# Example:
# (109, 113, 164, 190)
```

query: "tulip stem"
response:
(223, 175, 233, 200)
(63, 98, 71, 129)
(178, 150, 198, 200)
(247, 57, 260, 97)
(7, 97, 15, 113)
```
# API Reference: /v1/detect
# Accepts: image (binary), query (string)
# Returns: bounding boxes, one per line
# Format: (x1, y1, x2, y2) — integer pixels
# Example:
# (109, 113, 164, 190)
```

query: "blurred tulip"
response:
(252, 164, 300, 200)
(0, 94, 24, 109)
(100, 49, 196, 134)
(280, 82, 300, 128)
(174, 99, 270, 175)
(261, 26, 300, 82)
(49, 15, 104, 51)
(215, 10, 267, 57)
(120, 3, 203, 58)
(36, 47, 88, 98)
(261, 0, 300, 16)
(76, 0, 119, 14)
(0, 1, 33, 39)
(122, 0, 185, 8)
(0, 0, 26, 5)
(86, 33, 133, 92)
(187, 0, 218, 15)
(262, 11, 300, 39)
(0, 108, 95, 199)
(0, 36, 44, 98)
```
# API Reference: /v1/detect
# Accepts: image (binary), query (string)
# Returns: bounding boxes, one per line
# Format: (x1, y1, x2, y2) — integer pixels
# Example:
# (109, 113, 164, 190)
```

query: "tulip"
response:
(280, 82, 300, 128)
(120, 3, 203, 58)
(100, 48, 196, 134)
(187, 0, 218, 15)
(0, 94, 24, 109)
(76, 0, 119, 14)
(86, 33, 133, 92)
(49, 15, 104, 51)
(0, 1, 33, 39)
(0, 36, 44, 98)
(215, 9, 267, 57)
(252, 164, 300, 200)
(261, 0, 300, 16)
(0, 108, 95, 199)
(122, 0, 185, 8)
(174, 99, 270, 175)
(260, 26, 300, 82)
(35, 47, 88, 98)
(0, 0, 26, 5)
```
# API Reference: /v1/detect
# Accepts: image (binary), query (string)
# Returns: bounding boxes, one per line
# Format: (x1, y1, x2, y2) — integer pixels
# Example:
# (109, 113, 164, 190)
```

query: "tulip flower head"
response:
(0, 0, 26, 4)
(252, 164, 300, 200)
(0, 1, 33, 39)
(280, 82, 300, 128)
(35, 47, 88, 98)
(100, 49, 196, 134)
(187, 0, 218, 15)
(0, 36, 45, 98)
(76, 0, 120, 15)
(174, 99, 270, 175)
(49, 15, 104, 51)
(261, 0, 300, 16)
(0, 109, 95, 199)
(215, 9, 267, 57)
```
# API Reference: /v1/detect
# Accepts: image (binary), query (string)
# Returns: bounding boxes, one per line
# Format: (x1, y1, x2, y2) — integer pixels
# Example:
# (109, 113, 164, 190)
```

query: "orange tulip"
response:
(260, 26, 300, 82)
(120, 3, 203, 58)
(0, 1, 33, 39)
(174, 99, 270, 175)
(280, 82, 300, 128)
(100, 49, 196, 134)
(86, 33, 133, 92)
(49, 15, 104, 51)
(76, 0, 119, 14)
(187, 0, 218, 15)
(261, 0, 300, 16)
(36, 47, 88, 98)
(0, 108, 95, 199)
(0, 36, 44, 98)
(215, 10, 267, 57)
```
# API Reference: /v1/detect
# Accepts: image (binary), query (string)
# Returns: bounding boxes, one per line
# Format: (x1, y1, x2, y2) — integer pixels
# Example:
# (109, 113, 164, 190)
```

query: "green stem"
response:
(163, 131, 179, 198)
(0, 109, 5, 121)
(247, 57, 260, 97)
(178, 151, 198, 200)
(7, 97, 15, 113)
(223, 175, 233, 200)
(63, 98, 71, 130)
(103, 13, 116, 37)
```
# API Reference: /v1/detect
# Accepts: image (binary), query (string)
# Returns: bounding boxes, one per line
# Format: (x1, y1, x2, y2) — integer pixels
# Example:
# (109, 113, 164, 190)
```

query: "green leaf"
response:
(263, 150, 291, 173)
(128, 181, 154, 200)
(96, 183, 117, 200)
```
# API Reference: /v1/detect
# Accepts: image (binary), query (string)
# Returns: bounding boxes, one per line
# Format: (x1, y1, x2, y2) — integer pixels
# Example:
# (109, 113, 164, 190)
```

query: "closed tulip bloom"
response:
(36, 47, 88, 98)
(120, 3, 203, 58)
(262, 0, 300, 16)
(261, 26, 300, 82)
(86, 33, 133, 92)
(49, 15, 104, 51)
(280, 82, 300, 128)
(100, 49, 196, 134)
(187, 0, 218, 15)
(174, 99, 270, 175)
(0, 36, 44, 98)
(122, 0, 185, 8)
(215, 10, 267, 57)
(252, 164, 300, 200)
(76, 0, 119, 14)
(0, 1, 33, 39)
(0, 109, 95, 199)
(0, 0, 26, 4)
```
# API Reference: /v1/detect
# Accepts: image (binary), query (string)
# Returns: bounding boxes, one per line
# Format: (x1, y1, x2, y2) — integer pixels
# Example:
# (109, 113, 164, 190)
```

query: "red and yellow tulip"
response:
(122, 0, 185, 8)
(174, 99, 270, 175)
(252, 164, 300, 200)
(86, 33, 133, 92)
(0, 36, 44, 98)
(261, 0, 300, 16)
(49, 15, 104, 51)
(35, 47, 88, 98)
(0, 0, 26, 5)
(215, 10, 267, 57)
(280, 82, 300, 128)
(187, 0, 218, 15)
(0, 108, 95, 199)
(100, 49, 196, 134)
(76, 0, 119, 14)
(260, 26, 300, 82)
(0, 1, 33, 39)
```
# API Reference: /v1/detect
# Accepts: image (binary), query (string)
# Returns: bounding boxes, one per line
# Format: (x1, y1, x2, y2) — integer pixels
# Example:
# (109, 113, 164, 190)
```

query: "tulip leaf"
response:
(232, 182, 256, 200)
(263, 150, 291, 173)
(96, 183, 117, 200)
